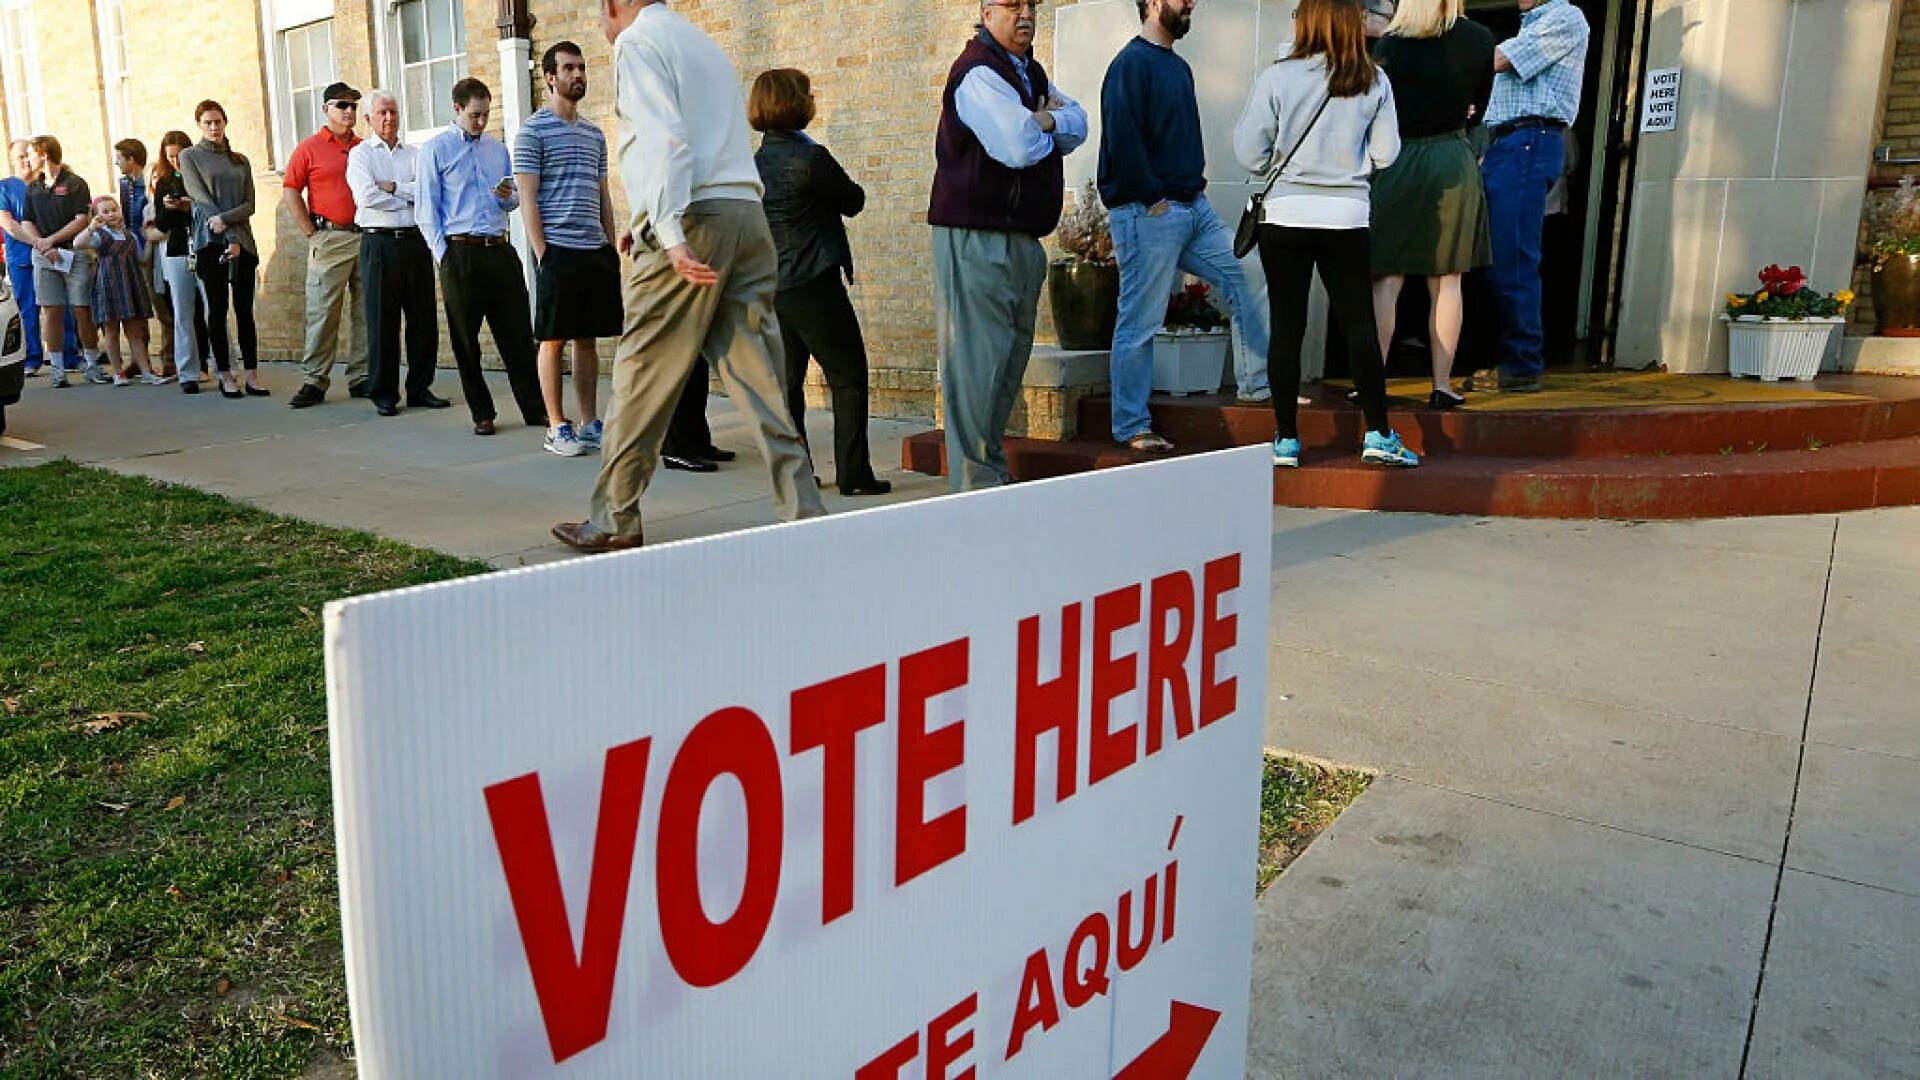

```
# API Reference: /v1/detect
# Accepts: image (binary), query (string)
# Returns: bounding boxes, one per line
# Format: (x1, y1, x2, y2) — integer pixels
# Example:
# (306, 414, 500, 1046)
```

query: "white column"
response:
(497, 35, 535, 291)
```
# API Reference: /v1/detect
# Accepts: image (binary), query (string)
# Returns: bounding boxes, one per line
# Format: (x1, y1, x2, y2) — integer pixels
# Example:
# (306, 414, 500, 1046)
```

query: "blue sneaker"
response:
(543, 422, 585, 458)
(1361, 430, 1419, 468)
(1272, 436, 1302, 468)
(577, 418, 603, 450)
(23, 361, 41, 377)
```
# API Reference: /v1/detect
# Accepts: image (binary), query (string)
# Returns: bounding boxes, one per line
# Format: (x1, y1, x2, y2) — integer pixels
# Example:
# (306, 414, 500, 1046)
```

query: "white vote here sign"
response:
(324, 448, 1273, 1078)
(1642, 67, 1682, 133)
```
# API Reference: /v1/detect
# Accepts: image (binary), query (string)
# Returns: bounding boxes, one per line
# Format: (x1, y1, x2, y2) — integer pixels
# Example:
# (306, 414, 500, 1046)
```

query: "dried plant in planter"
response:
(1872, 176, 1920, 261)
(1056, 181, 1114, 265)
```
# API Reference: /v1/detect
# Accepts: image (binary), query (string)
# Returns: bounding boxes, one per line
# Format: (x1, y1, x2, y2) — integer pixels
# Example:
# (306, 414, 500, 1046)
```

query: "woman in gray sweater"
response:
(1234, 0, 1416, 469)
(179, 99, 265, 399)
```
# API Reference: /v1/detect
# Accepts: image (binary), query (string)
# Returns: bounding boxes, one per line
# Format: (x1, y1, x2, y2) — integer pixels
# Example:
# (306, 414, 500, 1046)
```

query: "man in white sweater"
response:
(554, 0, 825, 552)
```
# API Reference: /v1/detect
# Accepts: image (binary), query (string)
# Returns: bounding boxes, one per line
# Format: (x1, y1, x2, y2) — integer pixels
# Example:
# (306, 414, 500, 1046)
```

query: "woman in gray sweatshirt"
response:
(179, 99, 265, 398)
(1234, 0, 1416, 469)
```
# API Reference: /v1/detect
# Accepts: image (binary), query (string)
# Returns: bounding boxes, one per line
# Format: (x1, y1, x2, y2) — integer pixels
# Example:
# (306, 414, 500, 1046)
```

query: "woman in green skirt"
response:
(1370, 0, 1495, 408)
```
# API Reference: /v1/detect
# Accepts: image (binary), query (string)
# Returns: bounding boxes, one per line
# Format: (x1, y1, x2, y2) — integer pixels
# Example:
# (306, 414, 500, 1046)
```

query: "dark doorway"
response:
(1349, 0, 1638, 381)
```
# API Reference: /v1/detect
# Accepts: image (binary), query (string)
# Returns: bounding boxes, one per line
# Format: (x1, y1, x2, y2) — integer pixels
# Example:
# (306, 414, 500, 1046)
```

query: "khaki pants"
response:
(589, 199, 824, 539)
(298, 229, 368, 392)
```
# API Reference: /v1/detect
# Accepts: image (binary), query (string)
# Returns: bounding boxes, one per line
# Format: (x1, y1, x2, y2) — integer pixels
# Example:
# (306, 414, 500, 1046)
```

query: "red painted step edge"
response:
(900, 431, 1920, 519)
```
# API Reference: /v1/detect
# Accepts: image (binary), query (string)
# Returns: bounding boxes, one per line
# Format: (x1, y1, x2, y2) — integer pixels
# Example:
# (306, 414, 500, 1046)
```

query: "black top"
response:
(1097, 37, 1206, 208)
(152, 173, 192, 258)
(25, 168, 91, 249)
(1373, 19, 1497, 139)
(756, 131, 864, 293)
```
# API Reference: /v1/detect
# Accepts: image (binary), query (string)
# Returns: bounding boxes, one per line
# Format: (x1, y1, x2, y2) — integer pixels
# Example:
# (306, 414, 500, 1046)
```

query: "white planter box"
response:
(1723, 315, 1841, 382)
(1152, 331, 1231, 395)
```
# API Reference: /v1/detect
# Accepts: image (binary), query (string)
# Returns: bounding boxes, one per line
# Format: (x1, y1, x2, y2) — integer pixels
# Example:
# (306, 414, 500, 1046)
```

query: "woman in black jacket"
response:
(749, 68, 888, 496)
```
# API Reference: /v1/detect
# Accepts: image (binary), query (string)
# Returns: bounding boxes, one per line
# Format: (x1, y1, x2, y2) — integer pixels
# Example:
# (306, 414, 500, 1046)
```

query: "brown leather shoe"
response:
(551, 521, 642, 553)
(473, 418, 496, 436)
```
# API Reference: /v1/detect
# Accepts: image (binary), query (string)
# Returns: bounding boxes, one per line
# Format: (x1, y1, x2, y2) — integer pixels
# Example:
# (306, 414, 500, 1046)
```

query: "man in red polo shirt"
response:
(284, 81, 369, 408)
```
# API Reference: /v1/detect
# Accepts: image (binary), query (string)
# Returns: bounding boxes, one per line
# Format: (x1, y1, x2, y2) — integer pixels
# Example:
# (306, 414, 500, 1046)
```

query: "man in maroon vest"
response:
(928, 0, 1087, 492)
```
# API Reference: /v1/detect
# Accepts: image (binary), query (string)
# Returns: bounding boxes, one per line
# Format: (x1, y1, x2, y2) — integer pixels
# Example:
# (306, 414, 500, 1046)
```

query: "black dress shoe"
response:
(245, 383, 271, 398)
(1428, 388, 1466, 410)
(840, 479, 893, 497)
(374, 401, 400, 417)
(662, 453, 718, 473)
(181, 381, 201, 395)
(288, 384, 325, 408)
(406, 391, 452, 409)
(700, 446, 737, 463)
(348, 384, 370, 399)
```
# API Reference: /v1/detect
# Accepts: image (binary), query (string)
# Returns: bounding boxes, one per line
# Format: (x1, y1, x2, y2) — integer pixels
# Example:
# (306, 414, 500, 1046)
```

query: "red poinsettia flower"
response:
(1758, 263, 1807, 297)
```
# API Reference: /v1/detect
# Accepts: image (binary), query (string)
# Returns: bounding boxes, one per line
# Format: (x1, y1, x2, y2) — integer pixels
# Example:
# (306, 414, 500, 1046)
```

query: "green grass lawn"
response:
(0, 461, 1370, 1076)
(0, 462, 484, 1077)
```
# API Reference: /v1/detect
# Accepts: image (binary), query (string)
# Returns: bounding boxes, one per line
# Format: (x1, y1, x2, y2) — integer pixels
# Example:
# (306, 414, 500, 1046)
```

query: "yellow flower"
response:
(1755, 291, 1769, 303)
(1727, 294, 1747, 308)
(1837, 290, 1856, 306)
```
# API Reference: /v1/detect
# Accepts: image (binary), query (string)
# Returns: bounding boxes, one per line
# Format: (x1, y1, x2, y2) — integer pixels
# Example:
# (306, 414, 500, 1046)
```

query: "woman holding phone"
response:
(179, 99, 265, 399)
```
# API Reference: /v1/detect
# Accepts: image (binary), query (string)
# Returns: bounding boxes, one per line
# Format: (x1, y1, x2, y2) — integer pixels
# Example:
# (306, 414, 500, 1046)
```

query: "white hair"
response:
(367, 89, 399, 111)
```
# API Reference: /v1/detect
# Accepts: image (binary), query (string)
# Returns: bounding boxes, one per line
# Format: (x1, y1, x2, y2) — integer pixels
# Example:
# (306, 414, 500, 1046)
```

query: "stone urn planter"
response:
(1151, 329, 1231, 395)
(1047, 258, 1119, 351)
(1871, 252, 1920, 336)
(1722, 316, 1840, 382)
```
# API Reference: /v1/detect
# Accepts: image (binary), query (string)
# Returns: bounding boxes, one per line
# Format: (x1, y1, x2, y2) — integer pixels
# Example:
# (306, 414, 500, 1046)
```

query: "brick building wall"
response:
(1861, 0, 1920, 334)
(0, 0, 1071, 420)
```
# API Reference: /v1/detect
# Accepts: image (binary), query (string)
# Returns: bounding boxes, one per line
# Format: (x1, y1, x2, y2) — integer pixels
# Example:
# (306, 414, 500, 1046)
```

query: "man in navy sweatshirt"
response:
(1099, 0, 1269, 452)
(1105, 0, 1267, 449)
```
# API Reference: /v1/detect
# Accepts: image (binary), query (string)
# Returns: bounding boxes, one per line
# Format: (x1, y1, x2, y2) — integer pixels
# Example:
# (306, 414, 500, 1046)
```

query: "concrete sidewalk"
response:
(5, 365, 1915, 1076)
(0, 363, 944, 566)
(1253, 508, 1920, 1078)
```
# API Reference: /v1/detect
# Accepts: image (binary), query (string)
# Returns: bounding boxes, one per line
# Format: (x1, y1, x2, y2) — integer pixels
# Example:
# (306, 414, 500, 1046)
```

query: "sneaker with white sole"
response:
(50, 368, 70, 388)
(1235, 387, 1273, 404)
(544, 422, 586, 457)
(1272, 436, 1302, 468)
(576, 418, 603, 450)
(1361, 430, 1419, 467)
(142, 373, 169, 386)
(112, 372, 131, 387)
(85, 363, 112, 385)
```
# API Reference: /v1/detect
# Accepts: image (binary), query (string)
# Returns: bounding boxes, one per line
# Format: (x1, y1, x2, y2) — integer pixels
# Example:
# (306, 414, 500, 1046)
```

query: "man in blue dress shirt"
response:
(1473, 0, 1589, 393)
(415, 77, 546, 436)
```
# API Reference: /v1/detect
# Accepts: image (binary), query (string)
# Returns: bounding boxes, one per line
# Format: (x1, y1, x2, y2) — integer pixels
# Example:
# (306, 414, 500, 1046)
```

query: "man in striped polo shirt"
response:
(515, 40, 623, 458)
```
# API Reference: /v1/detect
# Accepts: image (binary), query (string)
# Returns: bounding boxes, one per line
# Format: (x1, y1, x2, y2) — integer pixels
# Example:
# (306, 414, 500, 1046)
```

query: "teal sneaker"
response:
(1272, 436, 1302, 468)
(1361, 430, 1419, 467)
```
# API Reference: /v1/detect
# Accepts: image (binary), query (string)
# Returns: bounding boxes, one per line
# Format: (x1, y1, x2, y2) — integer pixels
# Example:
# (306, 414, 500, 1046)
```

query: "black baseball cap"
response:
(322, 83, 362, 105)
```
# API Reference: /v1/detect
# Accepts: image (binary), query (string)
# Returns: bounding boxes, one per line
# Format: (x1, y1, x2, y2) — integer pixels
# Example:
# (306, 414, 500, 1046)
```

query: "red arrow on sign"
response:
(1114, 1001, 1221, 1079)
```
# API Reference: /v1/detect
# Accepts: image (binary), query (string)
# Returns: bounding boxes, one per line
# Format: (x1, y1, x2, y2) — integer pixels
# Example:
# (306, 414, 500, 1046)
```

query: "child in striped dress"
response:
(75, 195, 161, 385)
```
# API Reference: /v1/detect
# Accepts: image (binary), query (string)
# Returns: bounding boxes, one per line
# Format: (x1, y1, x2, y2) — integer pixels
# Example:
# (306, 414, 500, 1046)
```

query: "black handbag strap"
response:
(1256, 93, 1333, 199)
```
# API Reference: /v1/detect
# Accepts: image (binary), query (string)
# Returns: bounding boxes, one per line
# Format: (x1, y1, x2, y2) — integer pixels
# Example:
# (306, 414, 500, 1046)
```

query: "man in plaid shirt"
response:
(1473, 0, 1590, 393)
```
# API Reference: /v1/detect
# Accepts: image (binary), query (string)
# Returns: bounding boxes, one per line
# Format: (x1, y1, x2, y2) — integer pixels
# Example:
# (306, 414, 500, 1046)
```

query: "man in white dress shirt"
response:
(927, 0, 1088, 491)
(345, 90, 446, 416)
(553, 0, 824, 552)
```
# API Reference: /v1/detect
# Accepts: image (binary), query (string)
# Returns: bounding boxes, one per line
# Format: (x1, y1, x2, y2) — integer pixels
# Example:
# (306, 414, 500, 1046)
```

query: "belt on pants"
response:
(362, 226, 422, 239)
(1489, 116, 1569, 142)
(446, 233, 510, 247)
(313, 216, 361, 234)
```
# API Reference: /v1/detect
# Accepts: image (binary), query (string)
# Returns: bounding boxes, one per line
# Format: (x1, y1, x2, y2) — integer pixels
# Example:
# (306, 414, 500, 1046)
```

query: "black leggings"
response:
(1257, 223, 1390, 439)
(196, 243, 258, 373)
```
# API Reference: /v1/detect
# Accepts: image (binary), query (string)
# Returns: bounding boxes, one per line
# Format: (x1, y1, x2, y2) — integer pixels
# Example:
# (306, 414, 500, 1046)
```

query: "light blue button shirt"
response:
(414, 123, 521, 263)
(953, 40, 1088, 170)
(1486, 0, 1591, 128)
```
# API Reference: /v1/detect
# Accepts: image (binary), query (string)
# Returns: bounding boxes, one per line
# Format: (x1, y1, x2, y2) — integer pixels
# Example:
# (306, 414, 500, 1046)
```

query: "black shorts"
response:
(533, 243, 623, 341)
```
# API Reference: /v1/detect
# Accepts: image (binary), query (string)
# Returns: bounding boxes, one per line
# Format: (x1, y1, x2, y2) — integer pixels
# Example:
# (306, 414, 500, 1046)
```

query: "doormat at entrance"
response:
(1367, 372, 1864, 411)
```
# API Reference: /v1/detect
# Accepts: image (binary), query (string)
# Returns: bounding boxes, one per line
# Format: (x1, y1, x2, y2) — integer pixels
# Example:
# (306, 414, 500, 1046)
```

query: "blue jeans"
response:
(8, 261, 80, 370)
(1107, 195, 1269, 442)
(1482, 126, 1565, 379)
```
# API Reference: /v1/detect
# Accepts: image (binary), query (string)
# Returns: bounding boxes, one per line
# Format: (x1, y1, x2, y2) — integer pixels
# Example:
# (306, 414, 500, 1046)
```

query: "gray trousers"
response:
(589, 198, 824, 539)
(932, 225, 1046, 492)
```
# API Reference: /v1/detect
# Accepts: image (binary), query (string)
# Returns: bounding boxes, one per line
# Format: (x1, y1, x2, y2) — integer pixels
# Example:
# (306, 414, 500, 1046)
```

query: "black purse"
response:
(1235, 93, 1333, 259)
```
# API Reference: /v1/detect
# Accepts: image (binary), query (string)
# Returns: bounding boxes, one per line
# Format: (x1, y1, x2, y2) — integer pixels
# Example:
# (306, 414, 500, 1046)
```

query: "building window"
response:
(97, 0, 132, 146)
(0, 0, 44, 146)
(395, 0, 467, 139)
(275, 19, 336, 164)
